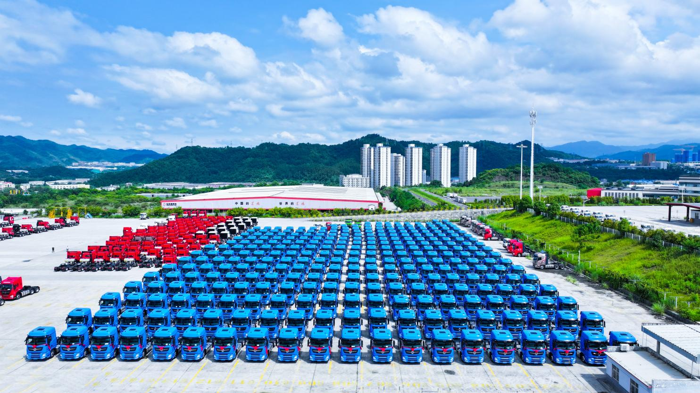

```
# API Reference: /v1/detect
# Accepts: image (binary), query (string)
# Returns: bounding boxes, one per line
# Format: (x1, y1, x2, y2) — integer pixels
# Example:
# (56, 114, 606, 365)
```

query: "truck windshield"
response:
(182, 337, 201, 347)
(191, 287, 205, 295)
(270, 301, 286, 309)
(341, 339, 360, 347)
(66, 316, 87, 324)
(524, 340, 546, 349)
(280, 287, 293, 294)
(120, 317, 139, 326)
(442, 302, 456, 310)
(559, 303, 577, 311)
(90, 337, 112, 346)
(588, 341, 607, 350)
(153, 337, 172, 347)
(466, 302, 482, 309)
(554, 341, 576, 350)
(196, 300, 213, 308)
(433, 339, 452, 349)
(494, 340, 515, 350)
(315, 318, 332, 327)
(94, 317, 112, 325)
(320, 300, 336, 308)
(454, 290, 468, 297)
(60, 336, 82, 345)
(368, 300, 383, 308)
(530, 320, 547, 327)
(231, 318, 248, 326)
(26, 336, 48, 345)
(99, 299, 117, 307)
(171, 300, 188, 309)
(309, 338, 328, 347)
(344, 300, 360, 308)
(168, 287, 184, 294)
(402, 339, 422, 348)
(287, 319, 304, 327)
(462, 340, 482, 348)
(488, 303, 504, 310)
(174, 317, 194, 326)
(585, 320, 604, 328)
(213, 338, 234, 347)
(373, 339, 392, 348)
(125, 299, 141, 307)
(219, 300, 235, 309)
(233, 287, 247, 294)
(451, 319, 468, 327)
(559, 319, 577, 328)
(369, 317, 386, 325)
(398, 317, 417, 326)
(297, 300, 311, 308)
(521, 289, 536, 296)
(247, 338, 266, 346)
(123, 286, 138, 293)
(477, 319, 495, 327)
(541, 290, 557, 297)
(260, 318, 277, 327)
(412, 288, 426, 295)
(148, 317, 167, 326)
(121, 337, 140, 346)
(255, 287, 268, 295)
(202, 318, 221, 326)
(245, 301, 260, 308)
(434, 289, 448, 296)
(506, 319, 524, 327)
(538, 303, 555, 311)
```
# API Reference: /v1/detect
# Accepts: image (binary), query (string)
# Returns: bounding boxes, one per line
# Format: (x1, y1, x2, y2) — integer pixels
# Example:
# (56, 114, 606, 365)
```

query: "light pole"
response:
(529, 110, 537, 200)
(517, 144, 527, 199)
(538, 185, 543, 201)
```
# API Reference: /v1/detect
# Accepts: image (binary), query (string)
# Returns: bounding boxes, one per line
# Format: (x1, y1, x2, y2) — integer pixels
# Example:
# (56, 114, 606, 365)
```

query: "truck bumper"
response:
(431, 353, 453, 364)
(181, 351, 205, 361)
(213, 350, 237, 362)
(309, 351, 330, 362)
(245, 352, 268, 362)
(60, 351, 85, 360)
(277, 352, 299, 362)
(153, 351, 177, 361)
(491, 355, 514, 364)
(90, 350, 116, 360)
(119, 351, 145, 360)
(401, 352, 423, 363)
(26, 350, 52, 360)
(461, 354, 484, 364)
(372, 352, 393, 363)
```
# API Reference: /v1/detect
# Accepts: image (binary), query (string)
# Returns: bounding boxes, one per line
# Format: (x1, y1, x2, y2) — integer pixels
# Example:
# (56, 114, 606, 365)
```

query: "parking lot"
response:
(578, 205, 700, 236)
(0, 217, 666, 392)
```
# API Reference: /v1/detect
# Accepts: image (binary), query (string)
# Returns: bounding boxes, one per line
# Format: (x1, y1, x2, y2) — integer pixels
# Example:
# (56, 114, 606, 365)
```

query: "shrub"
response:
(652, 302, 666, 315)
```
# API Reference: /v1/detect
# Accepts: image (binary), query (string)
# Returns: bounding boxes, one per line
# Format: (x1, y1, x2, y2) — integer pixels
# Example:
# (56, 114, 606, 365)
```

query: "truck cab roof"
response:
(92, 326, 118, 338)
(490, 330, 513, 341)
(555, 310, 578, 321)
(232, 309, 251, 318)
(28, 326, 57, 338)
(203, 309, 223, 318)
(527, 310, 548, 320)
(343, 309, 361, 319)
(521, 330, 545, 341)
(424, 309, 442, 320)
(247, 327, 268, 340)
(401, 328, 422, 340)
(550, 330, 575, 342)
(557, 296, 577, 305)
(310, 327, 332, 340)
(153, 326, 178, 338)
(460, 329, 484, 341)
(581, 330, 606, 342)
(315, 309, 334, 319)
(535, 296, 555, 305)
(341, 328, 361, 340)
(68, 307, 92, 318)
(476, 310, 496, 320)
(175, 308, 197, 318)
(62, 326, 89, 337)
(609, 331, 637, 345)
(214, 327, 237, 339)
(502, 310, 524, 321)
(369, 308, 387, 318)
(371, 328, 392, 340)
(121, 326, 146, 337)
(432, 329, 453, 341)
(465, 295, 482, 304)
(287, 310, 305, 319)
(448, 309, 468, 319)
(278, 328, 299, 340)
(485, 295, 504, 304)
(398, 309, 417, 319)
(581, 311, 603, 320)
(95, 308, 118, 318)
(148, 309, 170, 318)
(122, 308, 144, 318)
(182, 327, 206, 338)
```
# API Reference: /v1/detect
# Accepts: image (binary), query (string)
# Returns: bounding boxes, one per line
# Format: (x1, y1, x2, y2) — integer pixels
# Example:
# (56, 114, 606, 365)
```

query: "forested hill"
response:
(0, 135, 165, 168)
(91, 134, 579, 186)
(471, 163, 600, 188)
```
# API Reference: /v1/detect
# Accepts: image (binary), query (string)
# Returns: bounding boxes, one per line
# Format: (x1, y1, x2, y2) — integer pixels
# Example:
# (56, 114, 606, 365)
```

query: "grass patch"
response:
(485, 210, 700, 321)
(429, 182, 586, 197)
(412, 189, 451, 205)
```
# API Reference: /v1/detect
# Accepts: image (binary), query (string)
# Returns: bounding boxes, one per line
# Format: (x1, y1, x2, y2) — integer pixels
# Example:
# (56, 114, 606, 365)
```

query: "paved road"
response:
(420, 189, 469, 208)
(315, 208, 510, 222)
(408, 190, 437, 206)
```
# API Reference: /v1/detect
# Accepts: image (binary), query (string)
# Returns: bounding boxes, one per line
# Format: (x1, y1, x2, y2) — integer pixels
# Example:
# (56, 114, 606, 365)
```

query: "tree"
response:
(533, 201, 547, 215)
(572, 221, 601, 250)
(516, 196, 533, 213)
(122, 205, 140, 217)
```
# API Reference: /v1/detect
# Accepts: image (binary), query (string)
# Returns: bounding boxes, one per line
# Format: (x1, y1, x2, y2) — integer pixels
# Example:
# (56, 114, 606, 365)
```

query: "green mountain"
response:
(0, 135, 166, 168)
(471, 163, 600, 188)
(91, 134, 579, 186)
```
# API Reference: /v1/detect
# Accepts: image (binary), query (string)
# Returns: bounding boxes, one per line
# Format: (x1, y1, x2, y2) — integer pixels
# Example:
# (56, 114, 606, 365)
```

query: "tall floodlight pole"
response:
(529, 110, 537, 200)
(517, 144, 527, 199)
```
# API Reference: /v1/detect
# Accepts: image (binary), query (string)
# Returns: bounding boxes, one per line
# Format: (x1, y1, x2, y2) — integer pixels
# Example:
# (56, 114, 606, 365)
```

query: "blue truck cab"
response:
(494, 284, 514, 302)
(89, 326, 119, 360)
(342, 308, 362, 330)
(459, 329, 485, 364)
(231, 309, 253, 340)
(416, 295, 436, 321)
(521, 273, 540, 290)
(438, 295, 458, 320)
(476, 309, 497, 340)
(202, 309, 225, 340)
(195, 294, 217, 319)
(146, 293, 169, 314)
(314, 309, 335, 336)
(526, 310, 550, 335)
(391, 295, 411, 321)
(279, 281, 297, 305)
(609, 331, 637, 347)
(555, 310, 579, 335)
(93, 308, 118, 329)
(580, 331, 607, 365)
(146, 308, 171, 338)
(423, 309, 444, 339)
(233, 282, 250, 307)
(59, 326, 90, 360)
(286, 309, 307, 339)
(277, 328, 302, 362)
(181, 327, 210, 361)
(245, 328, 271, 362)
(270, 294, 289, 320)
(260, 309, 281, 340)
(396, 309, 419, 337)
(338, 328, 363, 363)
(66, 307, 93, 332)
(518, 284, 538, 304)
(254, 282, 272, 306)
(539, 284, 559, 299)
(580, 311, 605, 335)
(142, 271, 161, 285)
(557, 296, 578, 311)
(448, 309, 469, 338)
(476, 284, 493, 299)
(213, 327, 242, 362)
(295, 294, 315, 320)
(167, 281, 187, 302)
(319, 293, 339, 319)
(25, 326, 58, 360)
(534, 296, 556, 321)
(122, 281, 143, 299)
(173, 308, 199, 334)
(152, 326, 179, 361)
(218, 294, 237, 322)
(343, 293, 361, 314)
(366, 293, 385, 312)
(119, 308, 145, 333)
(145, 280, 167, 295)
(370, 328, 394, 363)
(396, 327, 423, 363)
(549, 330, 577, 365)
(211, 281, 230, 302)
(124, 292, 147, 311)
(509, 295, 531, 317)
(465, 295, 483, 321)
(501, 310, 525, 341)
(484, 295, 506, 318)
(430, 329, 455, 364)
(190, 281, 211, 297)
(307, 327, 332, 362)
(489, 330, 516, 364)
(368, 308, 389, 335)
(99, 292, 123, 314)
(118, 326, 150, 360)
(519, 330, 547, 365)
(465, 273, 480, 293)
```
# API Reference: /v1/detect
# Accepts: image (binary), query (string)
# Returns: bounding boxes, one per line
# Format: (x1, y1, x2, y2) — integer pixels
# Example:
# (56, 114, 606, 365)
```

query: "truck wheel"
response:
(16, 293, 21, 300)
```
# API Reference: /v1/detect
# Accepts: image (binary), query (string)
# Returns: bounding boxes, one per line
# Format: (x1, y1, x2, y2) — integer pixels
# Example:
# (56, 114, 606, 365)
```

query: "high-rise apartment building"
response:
(404, 144, 423, 186)
(372, 144, 392, 189)
(430, 144, 451, 187)
(361, 144, 374, 178)
(391, 154, 405, 187)
(458, 144, 477, 183)
(642, 152, 656, 166)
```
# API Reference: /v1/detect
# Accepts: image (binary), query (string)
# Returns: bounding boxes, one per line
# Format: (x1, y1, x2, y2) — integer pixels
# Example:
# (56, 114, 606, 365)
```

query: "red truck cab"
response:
(21, 224, 35, 233)
(3, 215, 14, 225)
(1, 277, 40, 301)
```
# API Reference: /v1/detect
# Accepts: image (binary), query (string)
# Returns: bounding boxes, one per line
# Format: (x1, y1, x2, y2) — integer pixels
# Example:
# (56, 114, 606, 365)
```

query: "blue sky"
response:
(1, 0, 700, 153)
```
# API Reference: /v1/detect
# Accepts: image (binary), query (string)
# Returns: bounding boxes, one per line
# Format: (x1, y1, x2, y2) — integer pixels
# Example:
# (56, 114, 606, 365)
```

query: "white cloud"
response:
(75, 119, 85, 127)
(142, 108, 156, 114)
(230, 127, 242, 133)
(265, 104, 293, 117)
(20, 121, 33, 127)
(272, 131, 295, 141)
(106, 65, 223, 102)
(115, 116, 125, 122)
(226, 99, 258, 113)
(67, 89, 102, 107)
(0, 114, 22, 122)
(165, 117, 187, 128)
(49, 129, 61, 135)
(199, 119, 218, 128)
(66, 127, 87, 135)
(141, 131, 151, 138)
(295, 8, 345, 47)
(135, 122, 152, 131)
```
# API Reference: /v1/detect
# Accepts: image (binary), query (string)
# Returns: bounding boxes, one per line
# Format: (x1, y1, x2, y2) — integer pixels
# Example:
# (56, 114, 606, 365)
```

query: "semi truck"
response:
(338, 328, 362, 363)
(25, 326, 59, 360)
(89, 326, 119, 361)
(1, 277, 40, 302)
(213, 327, 242, 362)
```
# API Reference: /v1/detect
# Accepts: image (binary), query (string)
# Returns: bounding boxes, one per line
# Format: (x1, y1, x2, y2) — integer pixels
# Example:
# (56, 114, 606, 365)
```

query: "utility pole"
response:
(517, 144, 527, 199)
(529, 110, 537, 200)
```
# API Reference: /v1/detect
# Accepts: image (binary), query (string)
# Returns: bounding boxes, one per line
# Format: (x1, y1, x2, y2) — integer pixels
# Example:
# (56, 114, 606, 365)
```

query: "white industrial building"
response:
(46, 179, 91, 190)
(392, 153, 405, 187)
(405, 144, 423, 186)
(430, 144, 451, 187)
(458, 144, 477, 183)
(161, 185, 382, 211)
(339, 174, 370, 188)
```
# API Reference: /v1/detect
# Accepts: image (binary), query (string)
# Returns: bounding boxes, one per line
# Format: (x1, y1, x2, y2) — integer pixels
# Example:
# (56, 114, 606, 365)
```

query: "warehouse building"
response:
(161, 184, 382, 211)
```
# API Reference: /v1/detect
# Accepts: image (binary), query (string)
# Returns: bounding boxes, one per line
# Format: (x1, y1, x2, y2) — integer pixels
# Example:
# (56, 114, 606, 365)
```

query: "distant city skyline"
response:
(2, 1, 700, 152)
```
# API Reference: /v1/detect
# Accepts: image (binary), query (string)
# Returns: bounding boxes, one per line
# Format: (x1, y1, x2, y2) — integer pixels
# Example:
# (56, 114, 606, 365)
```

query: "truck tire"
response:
(16, 293, 21, 300)
(34, 287, 40, 294)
